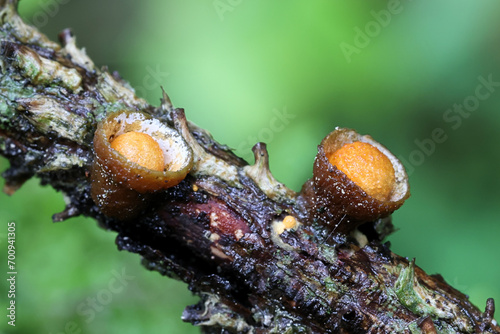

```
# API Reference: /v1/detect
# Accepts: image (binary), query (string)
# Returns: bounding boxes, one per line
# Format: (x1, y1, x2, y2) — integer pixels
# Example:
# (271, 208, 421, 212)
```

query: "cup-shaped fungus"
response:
(90, 111, 193, 220)
(307, 128, 409, 235)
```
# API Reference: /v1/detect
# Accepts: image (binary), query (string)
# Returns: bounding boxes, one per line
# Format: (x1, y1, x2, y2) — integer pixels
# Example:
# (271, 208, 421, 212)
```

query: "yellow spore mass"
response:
(282, 215, 297, 230)
(327, 141, 395, 201)
(111, 131, 164, 172)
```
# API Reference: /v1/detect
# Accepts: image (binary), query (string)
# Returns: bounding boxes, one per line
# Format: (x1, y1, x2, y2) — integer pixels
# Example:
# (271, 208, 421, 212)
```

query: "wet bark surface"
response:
(0, 1, 498, 333)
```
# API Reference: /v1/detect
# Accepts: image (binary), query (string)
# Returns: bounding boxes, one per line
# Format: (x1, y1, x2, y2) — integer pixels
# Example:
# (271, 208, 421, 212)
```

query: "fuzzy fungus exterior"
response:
(90, 111, 193, 219)
(302, 128, 410, 235)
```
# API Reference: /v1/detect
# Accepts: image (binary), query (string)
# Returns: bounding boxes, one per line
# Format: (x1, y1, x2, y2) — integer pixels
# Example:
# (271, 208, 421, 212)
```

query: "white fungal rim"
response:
(110, 112, 192, 172)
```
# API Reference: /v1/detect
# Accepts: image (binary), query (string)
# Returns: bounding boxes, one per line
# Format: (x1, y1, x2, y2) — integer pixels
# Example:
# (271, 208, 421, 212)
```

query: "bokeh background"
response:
(1, 1, 500, 333)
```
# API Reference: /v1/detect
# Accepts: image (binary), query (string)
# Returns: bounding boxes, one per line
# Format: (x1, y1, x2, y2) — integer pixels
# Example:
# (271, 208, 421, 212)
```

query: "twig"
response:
(0, 1, 498, 333)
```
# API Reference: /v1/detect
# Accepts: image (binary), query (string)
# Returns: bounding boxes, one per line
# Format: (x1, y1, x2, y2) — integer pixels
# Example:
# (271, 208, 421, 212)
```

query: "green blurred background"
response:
(1, 0, 500, 333)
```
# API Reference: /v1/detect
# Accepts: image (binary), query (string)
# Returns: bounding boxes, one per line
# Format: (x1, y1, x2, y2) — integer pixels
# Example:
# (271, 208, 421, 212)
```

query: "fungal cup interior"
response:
(94, 111, 193, 193)
(323, 128, 409, 203)
(109, 112, 191, 171)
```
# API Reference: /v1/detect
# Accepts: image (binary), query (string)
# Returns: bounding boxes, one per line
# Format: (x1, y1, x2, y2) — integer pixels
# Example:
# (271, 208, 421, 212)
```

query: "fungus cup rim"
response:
(93, 111, 193, 193)
(320, 127, 409, 205)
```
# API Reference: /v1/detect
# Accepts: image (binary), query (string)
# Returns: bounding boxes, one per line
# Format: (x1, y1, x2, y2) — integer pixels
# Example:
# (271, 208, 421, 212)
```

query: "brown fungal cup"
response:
(307, 128, 410, 235)
(90, 111, 193, 220)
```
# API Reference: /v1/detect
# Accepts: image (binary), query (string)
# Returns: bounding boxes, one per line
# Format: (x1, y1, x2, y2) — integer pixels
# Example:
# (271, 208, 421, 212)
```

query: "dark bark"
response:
(0, 1, 498, 333)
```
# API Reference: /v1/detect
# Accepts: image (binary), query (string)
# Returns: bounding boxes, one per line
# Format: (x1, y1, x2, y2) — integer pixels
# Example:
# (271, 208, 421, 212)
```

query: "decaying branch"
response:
(0, 1, 498, 333)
